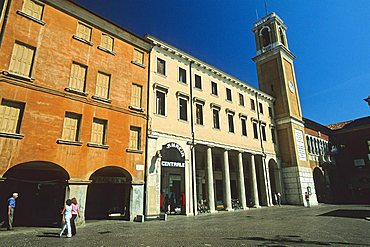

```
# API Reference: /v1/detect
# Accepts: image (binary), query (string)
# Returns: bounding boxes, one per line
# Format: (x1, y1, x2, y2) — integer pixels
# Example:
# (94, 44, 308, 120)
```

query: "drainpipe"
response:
(255, 92, 272, 206)
(0, 0, 12, 47)
(143, 46, 152, 218)
(189, 60, 197, 215)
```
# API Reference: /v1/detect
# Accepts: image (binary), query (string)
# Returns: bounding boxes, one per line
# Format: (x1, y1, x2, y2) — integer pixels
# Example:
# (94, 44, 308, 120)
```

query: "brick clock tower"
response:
(252, 13, 317, 206)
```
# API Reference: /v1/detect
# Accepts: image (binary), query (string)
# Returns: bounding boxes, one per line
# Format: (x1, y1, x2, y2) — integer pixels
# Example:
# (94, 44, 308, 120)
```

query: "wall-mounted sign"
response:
(354, 159, 365, 167)
(161, 142, 185, 168)
(295, 129, 307, 161)
(93, 176, 127, 184)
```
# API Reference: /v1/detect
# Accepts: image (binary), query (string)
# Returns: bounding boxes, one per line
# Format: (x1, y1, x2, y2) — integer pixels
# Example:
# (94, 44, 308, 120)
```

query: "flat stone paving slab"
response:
(1, 204, 370, 246)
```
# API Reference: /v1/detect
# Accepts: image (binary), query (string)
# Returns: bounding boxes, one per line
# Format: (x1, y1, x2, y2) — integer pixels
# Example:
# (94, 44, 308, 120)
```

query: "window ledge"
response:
(72, 35, 93, 46)
(177, 80, 187, 85)
(194, 87, 203, 91)
(155, 72, 167, 78)
(210, 93, 219, 98)
(129, 105, 144, 112)
(57, 139, 83, 146)
(131, 60, 146, 68)
(153, 113, 167, 118)
(2, 71, 34, 81)
(126, 149, 143, 154)
(87, 143, 109, 149)
(0, 132, 24, 139)
(65, 87, 88, 96)
(97, 46, 116, 55)
(16, 10, 45, 25)
(92, 95, 111, 103)
(212, 128, 221, 131)
(226, 99, 232, 103)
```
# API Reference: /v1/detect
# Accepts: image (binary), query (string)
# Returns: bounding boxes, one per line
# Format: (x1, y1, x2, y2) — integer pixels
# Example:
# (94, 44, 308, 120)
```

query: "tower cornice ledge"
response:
(252, 45, 296, 63)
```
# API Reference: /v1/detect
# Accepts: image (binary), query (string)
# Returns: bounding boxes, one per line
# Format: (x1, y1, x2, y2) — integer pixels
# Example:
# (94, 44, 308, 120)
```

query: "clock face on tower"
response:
(288, 80, 295, 93)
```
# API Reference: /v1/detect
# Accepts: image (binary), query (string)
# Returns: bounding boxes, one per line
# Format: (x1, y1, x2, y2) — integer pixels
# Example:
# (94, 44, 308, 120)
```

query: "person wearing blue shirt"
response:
(7, 193, 18, 230)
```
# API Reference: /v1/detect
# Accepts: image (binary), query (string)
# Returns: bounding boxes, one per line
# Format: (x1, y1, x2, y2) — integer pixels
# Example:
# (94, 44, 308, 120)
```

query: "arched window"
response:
(306, 136, 311, 153)
(261, 28, 271, 47)
(279, 28, 286, 46)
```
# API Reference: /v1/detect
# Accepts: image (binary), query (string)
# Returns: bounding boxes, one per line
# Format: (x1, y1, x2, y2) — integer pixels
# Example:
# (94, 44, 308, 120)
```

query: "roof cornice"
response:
(145, 35, 275, 102)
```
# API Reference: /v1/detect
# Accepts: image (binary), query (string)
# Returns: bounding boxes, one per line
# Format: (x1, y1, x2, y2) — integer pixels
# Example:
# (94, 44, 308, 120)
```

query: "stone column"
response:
(206, 146, 216, 213)
(263, 159, 273, 206)
(250, 154, 260, 208)
(130, 183, 144, 221)
(67, 179, 91, 226)
(191, 146, 197, 215)
(223, 150, 232, 211)
(237, 152, 247, 209)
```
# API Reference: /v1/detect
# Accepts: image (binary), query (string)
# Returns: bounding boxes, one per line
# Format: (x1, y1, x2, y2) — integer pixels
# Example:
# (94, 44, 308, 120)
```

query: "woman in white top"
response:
(60, 199, 72, 238)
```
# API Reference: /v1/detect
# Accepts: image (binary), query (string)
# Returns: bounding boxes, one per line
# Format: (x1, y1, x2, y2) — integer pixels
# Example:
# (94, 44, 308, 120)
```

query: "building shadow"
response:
(319, 209, 370, 219)
(36, 232, 60, 238)
(224, 235, 368, 246)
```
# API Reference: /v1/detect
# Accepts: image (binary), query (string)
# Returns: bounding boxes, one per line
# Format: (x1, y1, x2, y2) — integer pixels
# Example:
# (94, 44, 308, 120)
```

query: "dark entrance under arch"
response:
(85, 166, 132, 220)
(1, 162, 69, 227)
(313, 167, 326, 203)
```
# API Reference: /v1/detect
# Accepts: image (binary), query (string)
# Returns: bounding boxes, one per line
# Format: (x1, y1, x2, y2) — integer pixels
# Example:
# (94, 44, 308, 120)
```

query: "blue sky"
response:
(74, 0, 370, 125)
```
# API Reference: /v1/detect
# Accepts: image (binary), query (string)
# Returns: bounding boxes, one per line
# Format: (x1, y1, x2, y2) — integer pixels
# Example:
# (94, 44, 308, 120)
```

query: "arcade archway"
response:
(1, 161, 69, 227)
(313, 167, 325, 203)
(268, 159, 281, 204)
(85, 166, 132, 220)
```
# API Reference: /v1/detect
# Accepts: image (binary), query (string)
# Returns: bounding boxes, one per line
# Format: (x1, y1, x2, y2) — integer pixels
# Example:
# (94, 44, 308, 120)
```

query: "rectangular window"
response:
(253, 122, 258, 139)
(133, 49, 144, 65)
(250, 99, 256, 111)
(179, 67, 186, 83)
(179, 98, 188, 121)
(261, 124, 266, 141)
(22, 0, 44, 20)
(77, 22, 92, 42)
(157, 58, 166, 75)
(129, 126, 141, 150)
(259, 102, 264, 114)
(226, 88, 232, 101)
(213, 108, 220, 129)
(195, 103, 204, 125)
(228, 113, 234, 133)
(211, 81, 218, 96)
(69, 62, 87, 92)
(0, 99, 25, 134)
(241, 118, 247, 136)
(131, 84, 142, 108)
(271, 128, 276, 144)
(9, 42, 35, 77)
(239, 93, 244, 106)
(268, 106, 273, 117)
(95, 72, 110, 99)
(91, 118, 107, 145)
(155, 90, 166, 116)
(62, 112, 81, 142)
(100, 34, 114, 51)
(194, 74, 202, 89)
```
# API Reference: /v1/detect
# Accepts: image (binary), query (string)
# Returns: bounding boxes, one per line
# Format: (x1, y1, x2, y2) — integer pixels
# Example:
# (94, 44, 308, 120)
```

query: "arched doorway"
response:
(313, 167, 325, 203)
(85, 166, 132, 220)
(160, 142, 186, 215)
(268, 159, 281, 204)
(255, 155, 268, 206)
(1, 161, 69, 227)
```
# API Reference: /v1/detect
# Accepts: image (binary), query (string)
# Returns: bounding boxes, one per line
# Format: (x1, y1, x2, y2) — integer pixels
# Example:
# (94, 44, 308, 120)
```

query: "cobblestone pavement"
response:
(1, 204, 370, 247)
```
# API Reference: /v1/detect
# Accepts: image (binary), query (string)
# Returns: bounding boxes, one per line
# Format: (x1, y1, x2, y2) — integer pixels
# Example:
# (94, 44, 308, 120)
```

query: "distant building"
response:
(327, 117, 370, 204)
(0, 0, 151, 226)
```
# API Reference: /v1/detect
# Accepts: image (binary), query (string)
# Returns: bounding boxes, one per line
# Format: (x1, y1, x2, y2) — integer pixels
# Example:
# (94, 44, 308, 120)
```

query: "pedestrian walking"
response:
(276, 192, 281, 207)
(60, 199, 72, 238)
(305, 191, 310, 208)
(71, 197, 80, 236)
(6, 193, 18, 230)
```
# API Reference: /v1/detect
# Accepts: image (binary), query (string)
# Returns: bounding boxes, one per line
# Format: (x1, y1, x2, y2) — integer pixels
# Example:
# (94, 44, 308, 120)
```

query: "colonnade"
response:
(195, 145, 278, 213)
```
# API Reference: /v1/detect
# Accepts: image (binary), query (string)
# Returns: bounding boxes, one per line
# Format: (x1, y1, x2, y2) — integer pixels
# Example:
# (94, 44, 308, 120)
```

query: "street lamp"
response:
(364, 95, 370, 107)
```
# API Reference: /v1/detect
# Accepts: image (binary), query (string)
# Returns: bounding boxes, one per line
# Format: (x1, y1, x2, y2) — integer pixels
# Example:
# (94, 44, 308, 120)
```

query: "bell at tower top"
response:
(252, 12, 291, 57)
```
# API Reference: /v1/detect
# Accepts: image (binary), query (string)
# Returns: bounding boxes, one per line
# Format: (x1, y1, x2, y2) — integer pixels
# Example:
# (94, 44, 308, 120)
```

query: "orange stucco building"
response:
(0, 0, 151, 225)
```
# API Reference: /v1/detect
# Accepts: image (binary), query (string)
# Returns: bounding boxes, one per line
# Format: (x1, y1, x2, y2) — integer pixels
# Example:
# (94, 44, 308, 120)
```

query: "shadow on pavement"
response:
(224, 235, 368, 246)
(36, 232, 60, 238)
(319, 209, 370, 219)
